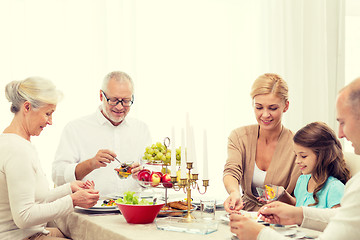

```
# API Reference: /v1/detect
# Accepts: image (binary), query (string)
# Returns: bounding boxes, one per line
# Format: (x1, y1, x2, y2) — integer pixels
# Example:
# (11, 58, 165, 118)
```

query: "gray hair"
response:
(342, 77, 360, 118)
(101, 71, 134, 93)
(5, 76, 63, 113)
(348, 89, 360, 118)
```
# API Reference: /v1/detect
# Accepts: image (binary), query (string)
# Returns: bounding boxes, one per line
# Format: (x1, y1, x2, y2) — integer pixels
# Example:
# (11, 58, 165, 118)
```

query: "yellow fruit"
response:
(176, 170, 181, 182)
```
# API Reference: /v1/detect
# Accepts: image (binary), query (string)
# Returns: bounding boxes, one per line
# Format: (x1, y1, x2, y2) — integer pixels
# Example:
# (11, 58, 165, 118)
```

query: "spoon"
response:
(114, 157, 121, 164)
(114, 157, 134, 166)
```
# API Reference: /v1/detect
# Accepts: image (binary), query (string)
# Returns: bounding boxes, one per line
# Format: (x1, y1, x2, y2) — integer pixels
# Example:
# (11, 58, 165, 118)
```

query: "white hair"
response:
(101, 71, 134, 93)
(5, 76, 63, 113)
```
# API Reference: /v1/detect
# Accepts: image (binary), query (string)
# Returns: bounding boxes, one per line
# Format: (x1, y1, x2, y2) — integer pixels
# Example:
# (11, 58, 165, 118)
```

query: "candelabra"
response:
(170, 162, 209, 221)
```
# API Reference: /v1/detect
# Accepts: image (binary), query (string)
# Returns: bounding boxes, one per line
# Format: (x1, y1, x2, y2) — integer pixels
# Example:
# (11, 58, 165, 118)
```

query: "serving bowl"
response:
(116, 202, 165, 224)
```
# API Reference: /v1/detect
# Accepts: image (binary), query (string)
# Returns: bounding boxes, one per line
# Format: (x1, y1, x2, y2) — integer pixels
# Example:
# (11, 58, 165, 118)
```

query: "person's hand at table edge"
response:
(258, 201, 303, 226)
(230, 212, 265, 240)
(71, 189, 100, 209)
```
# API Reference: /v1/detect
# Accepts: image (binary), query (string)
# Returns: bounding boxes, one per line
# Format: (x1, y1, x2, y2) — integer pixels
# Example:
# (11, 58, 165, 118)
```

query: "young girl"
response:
(281, 121, 351, 208)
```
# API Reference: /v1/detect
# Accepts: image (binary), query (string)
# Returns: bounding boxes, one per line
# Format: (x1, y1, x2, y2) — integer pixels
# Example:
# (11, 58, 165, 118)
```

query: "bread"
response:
(158, 201, 194, 217)
(167, 201, 188, 210)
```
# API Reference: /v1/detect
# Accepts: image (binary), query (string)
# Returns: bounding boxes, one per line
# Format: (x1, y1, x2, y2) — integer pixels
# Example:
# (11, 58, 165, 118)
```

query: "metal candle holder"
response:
(170, 162, 209, 220)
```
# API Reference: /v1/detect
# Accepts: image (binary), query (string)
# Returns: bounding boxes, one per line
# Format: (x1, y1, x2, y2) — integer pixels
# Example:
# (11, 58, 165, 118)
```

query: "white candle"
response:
(190, 126, 198, 174)
(181, 128, 187, 178)
(186, 112, 192, 163)
(170, 126, 176, 177)
(203, 129, 208, 180)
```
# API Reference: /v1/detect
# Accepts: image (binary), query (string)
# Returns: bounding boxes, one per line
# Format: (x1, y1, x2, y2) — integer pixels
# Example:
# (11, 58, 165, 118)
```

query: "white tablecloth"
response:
(55, 209, 321, 240)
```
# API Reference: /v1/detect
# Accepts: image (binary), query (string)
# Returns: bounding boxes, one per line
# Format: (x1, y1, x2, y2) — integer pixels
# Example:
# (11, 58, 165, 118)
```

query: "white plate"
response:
(75, 200, 119, 212)
(220, 215, 230, 223)
(292, 230, 306, 239)
(221, 211, 258, 223)
(75, 206, 119, 212)
(94, 199, 117, 208)
(275, 228, 297, 236)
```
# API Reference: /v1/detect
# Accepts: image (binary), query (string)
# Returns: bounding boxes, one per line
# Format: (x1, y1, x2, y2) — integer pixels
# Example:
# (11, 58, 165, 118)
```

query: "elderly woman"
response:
(223, 73, 301, 211)
(0, 77, 100, 239)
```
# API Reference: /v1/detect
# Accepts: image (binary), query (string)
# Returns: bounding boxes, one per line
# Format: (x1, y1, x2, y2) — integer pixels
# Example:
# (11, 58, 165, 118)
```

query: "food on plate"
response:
(168, 201, 189, 210)
(114, 163, 133, 179)
(115, 191, 152, 205)
(142, 141, 182, 165)
(240, 211, 258, 220)
(101, 199, 117, 206)
(158, 201, 195, 217)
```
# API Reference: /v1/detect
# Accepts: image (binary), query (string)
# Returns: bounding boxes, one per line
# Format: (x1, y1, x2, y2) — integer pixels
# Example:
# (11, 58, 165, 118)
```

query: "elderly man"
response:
(229, 77, 360, 240)
(52, 71, 151, 196)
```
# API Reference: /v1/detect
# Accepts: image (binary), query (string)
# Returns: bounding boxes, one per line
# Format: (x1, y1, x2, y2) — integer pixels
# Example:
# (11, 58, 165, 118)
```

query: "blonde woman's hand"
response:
(71, 189, 100, 209)
(224, 191, 243, 213)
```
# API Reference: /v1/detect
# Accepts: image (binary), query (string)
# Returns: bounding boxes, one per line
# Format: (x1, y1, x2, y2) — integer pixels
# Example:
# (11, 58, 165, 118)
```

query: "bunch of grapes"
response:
(142, 141, 181, 165)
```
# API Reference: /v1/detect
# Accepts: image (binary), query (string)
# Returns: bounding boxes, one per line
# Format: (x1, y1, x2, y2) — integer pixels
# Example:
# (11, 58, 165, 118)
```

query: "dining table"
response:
(54, 206, 322, 240)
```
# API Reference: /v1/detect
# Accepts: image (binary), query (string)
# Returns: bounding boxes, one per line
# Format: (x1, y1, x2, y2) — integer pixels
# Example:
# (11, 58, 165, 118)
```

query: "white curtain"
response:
(0, 0, 345, 199)
(261, 0, 345, 133)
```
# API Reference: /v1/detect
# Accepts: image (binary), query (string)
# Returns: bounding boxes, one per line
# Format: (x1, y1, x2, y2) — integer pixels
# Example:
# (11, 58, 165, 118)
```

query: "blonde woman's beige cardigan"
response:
(223, 124, 301, 211)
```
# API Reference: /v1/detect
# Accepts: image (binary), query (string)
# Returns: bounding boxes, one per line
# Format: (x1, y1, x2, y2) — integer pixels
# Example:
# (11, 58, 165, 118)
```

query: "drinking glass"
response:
(200, 199, 216, 220)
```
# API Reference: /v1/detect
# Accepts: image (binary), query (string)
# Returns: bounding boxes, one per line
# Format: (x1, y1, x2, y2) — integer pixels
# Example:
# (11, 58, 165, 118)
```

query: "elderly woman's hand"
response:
(224, 191, 243, 213)
(229, 213, 265, 240)
(71, 189, 100, 209)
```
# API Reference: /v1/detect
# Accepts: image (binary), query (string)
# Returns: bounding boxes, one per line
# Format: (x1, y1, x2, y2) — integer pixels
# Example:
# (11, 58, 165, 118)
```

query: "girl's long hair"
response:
(293, 122, 351, 207)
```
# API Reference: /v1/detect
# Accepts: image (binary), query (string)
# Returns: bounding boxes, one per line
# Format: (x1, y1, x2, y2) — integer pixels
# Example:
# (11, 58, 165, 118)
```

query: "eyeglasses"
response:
(101, 90, 134, 107)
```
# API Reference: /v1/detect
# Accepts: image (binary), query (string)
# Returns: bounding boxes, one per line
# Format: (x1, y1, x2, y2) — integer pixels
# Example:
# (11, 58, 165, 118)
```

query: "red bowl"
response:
(116, 203, 165, 224)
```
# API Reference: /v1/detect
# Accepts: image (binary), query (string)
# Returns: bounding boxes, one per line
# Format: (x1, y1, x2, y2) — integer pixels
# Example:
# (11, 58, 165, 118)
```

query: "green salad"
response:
(115, 191, 153, 205)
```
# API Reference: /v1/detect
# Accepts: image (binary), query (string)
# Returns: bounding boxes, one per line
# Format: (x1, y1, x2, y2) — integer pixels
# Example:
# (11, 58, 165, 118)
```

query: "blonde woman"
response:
(223, 73, 301, 211)
(0, 77, 99, 239)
